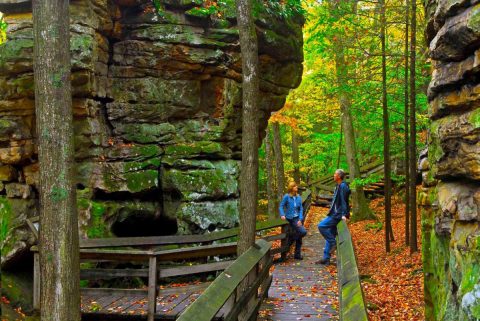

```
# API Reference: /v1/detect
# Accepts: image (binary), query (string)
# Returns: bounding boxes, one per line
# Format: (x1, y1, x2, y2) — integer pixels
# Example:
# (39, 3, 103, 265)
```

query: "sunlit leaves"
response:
(0, 12, 7, 44)
(261, 0, 430, 186)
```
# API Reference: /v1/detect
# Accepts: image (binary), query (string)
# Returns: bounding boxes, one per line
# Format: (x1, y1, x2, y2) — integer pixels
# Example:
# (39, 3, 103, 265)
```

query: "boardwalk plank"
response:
(166, 293, 200, 317)
(82, 294, 121, 314)
(119, 295, 148, 316)
(258, 217, 339, 321)
(100, 295, 136, 314)
(157, 292, 191, 316)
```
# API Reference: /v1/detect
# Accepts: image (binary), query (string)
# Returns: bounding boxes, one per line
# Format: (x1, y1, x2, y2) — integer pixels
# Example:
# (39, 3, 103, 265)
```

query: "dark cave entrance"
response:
(111, 210, 178, 237)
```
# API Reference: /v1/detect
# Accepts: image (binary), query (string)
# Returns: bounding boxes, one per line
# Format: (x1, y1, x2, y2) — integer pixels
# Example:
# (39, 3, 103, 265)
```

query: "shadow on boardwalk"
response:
(258, 219, 339, 321)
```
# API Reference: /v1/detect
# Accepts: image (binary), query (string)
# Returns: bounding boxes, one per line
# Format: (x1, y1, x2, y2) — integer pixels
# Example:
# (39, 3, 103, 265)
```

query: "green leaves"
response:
(0, 12, 7, 44)
(350, 174, 382, 189)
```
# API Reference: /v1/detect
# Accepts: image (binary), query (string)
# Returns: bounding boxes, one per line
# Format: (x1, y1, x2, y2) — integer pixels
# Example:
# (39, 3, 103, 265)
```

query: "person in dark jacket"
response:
(279, 181, 307, 260)
(316, 169, 351, 265)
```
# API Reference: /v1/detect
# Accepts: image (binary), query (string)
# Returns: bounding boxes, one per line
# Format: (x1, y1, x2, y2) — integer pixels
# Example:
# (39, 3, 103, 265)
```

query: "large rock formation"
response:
(0, 0, 303, 268)
(422, 1, 480, 320)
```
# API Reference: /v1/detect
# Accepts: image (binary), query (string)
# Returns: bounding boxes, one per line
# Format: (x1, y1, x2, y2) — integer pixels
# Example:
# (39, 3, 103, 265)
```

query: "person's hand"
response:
(281, 216, 286, 220)
(342, 216, 347, 221)
(297, 220, 302, 227)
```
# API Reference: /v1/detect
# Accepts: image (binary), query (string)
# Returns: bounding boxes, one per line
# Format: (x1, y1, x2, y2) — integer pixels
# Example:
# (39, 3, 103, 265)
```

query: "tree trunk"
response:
(380, 0, 393, 252)
(272, 121, 285, 199)
(235, 0, 260, 257)
(265, 128, 276, 220)
(332, 0, 375, 222)
(291, 128, 300, 185)
(32, 1, 80, 320)
(404, 0, 410, 246)
(337, 121, 343, 168)
(409, 0, 418, 253)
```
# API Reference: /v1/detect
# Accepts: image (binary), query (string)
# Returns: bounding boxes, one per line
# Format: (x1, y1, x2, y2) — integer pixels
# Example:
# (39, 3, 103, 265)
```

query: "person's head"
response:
(287, 181, 298, 196)
(334, 169, 345, 183)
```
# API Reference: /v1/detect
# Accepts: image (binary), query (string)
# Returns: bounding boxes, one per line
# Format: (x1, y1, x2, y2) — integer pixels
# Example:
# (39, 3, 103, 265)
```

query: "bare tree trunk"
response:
(291, 128, 300, 185)
(380, 0, 394, 252)
(272, 121, 285, 198)
(265, 128, 276, 220)
(32, 1, 80, 320)
(404, 0, 410, 246)
(235, 0, 260, 256)
(337, 121, 343, 168)
(332, 0, 375, 222)
(409, 0, 418, 253)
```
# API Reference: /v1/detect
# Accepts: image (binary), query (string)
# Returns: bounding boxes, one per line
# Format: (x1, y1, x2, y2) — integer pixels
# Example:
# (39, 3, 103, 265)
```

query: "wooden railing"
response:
(30, 189, 311, 321)
(31, 219, 288, 321)
(336, 220, 369, 321)
(177, 239, 272, 321)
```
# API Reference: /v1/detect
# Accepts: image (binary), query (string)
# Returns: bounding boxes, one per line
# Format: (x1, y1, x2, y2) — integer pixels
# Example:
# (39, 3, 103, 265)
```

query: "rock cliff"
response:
(422, 1, 480, 320)
(0, 0, 303, 268)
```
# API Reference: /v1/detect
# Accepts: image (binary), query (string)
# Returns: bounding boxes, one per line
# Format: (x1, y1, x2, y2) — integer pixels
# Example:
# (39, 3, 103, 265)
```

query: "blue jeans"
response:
(318, 216, 340, 260)
(288, 217, 307, 256)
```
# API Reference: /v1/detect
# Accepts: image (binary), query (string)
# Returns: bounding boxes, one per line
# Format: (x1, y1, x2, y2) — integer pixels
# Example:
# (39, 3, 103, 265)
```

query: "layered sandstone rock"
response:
(0, 0, 303, 268)
(422, 1, 480, 319)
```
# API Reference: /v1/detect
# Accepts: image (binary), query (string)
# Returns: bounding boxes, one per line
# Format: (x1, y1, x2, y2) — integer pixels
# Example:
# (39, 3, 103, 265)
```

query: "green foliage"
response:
(350, 174, 382, 189)
(364, 222, 383, 232)
(151, 0, 305, 20)
(391, 173, 406, 184)
(186, 6, 218, 17)
(0, 13, 7, 44)
(0, 197, 12, 251)
(258, 0, 430, 191)
(257, 0, 306, 18)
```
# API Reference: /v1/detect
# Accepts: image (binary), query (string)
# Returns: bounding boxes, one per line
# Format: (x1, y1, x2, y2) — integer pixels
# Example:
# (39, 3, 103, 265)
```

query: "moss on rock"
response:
(163, 141, 231, 162)
(163, 160, 239, 201)
(176, 199, 239, 233)
(116, 123, 176, 144)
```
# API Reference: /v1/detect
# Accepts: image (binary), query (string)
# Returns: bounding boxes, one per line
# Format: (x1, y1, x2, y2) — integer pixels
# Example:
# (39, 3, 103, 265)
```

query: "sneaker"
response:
(315, 258, 330, 265)
(294, 255, 303, 260)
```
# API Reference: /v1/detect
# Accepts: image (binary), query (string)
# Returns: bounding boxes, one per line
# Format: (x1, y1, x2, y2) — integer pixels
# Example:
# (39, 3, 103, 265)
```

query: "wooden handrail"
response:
(78, 218, 288, 249)
(32, 190, 312, 320)
(336, 220, 369, 321)
(177, 239, 272, 321)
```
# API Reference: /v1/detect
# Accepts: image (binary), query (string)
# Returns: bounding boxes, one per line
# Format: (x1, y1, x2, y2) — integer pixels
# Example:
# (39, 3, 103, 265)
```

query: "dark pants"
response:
(317, 216, 340, 260)
(287, 217, 307, 257)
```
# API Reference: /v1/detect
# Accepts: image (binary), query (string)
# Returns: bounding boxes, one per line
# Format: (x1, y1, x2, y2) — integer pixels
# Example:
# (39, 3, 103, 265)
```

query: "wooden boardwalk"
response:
(258, 221, 339, 321)
(81, 290, 204, 320)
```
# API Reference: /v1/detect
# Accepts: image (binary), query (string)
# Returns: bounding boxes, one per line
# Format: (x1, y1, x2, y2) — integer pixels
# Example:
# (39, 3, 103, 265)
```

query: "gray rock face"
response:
(423, 1, 480, 320)
(0, 0, 304, 267)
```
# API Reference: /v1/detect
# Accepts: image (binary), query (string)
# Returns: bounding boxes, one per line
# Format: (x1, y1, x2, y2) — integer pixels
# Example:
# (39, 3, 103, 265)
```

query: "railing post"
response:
(280, 224, 289, 261)
(33, 252, 40, 310)
(147, 256, 157, 321)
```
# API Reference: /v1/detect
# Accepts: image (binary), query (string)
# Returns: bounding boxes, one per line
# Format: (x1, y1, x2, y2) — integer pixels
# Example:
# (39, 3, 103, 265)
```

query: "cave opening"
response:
(111, 210, 178, 237)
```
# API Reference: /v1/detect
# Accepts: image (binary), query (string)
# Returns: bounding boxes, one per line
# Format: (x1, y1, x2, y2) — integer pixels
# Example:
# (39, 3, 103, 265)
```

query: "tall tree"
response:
(235, 0, 260, 256)
(291, 128, 301, 185)
(32, 0, 80, 320)
(272, 121, 286, 199)
(331, 0, 376, 221)
(409, 0, 418, 253)
(380, 0, 394, 252)
(404, 0, 410, 246)
(265, 128, 277, 219)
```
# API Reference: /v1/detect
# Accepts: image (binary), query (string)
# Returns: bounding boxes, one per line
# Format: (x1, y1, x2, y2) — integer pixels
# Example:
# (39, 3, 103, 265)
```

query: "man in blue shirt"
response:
(316, 169, 351, 265)
(280, 182, 307, 260)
